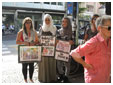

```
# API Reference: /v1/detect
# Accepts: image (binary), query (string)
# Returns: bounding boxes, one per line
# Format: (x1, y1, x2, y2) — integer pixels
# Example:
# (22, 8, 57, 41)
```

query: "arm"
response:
(16, 31, 29, 46)
(69, 40, 74, 45)
(84, 34, 88, 42)
(70, 37, 97, 69)
(71, 52, 93, 69)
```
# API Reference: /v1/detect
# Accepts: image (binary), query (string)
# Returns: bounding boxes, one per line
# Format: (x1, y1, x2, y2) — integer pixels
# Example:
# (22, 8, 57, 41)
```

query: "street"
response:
(2, 34, 84, 83)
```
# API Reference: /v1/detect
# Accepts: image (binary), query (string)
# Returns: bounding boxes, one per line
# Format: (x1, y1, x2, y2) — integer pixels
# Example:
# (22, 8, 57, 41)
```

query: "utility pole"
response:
(67, 2, 79, 46)
(73, 2, 79, 45)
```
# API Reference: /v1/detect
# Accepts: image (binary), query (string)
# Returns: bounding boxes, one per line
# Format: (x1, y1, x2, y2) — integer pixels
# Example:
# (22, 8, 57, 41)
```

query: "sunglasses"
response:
(25, 22, 31, 24)
(102, 26, 111, 31)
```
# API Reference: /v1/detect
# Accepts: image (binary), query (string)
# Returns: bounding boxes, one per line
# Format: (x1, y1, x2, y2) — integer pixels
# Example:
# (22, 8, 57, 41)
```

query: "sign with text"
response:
(41, 36, 55, 57)
(55, 40, 71, 62)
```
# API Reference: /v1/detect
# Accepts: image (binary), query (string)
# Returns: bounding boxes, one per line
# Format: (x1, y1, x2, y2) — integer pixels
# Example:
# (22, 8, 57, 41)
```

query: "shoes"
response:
(24, 79, 28, 83)
(30, 79, 34, 83)
(57, 75, 70, 83)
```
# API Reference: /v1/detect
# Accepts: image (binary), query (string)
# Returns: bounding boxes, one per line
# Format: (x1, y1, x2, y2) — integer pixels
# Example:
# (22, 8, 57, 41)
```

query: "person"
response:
(56, 16, 74, 83)
(6, 24, 9, 30)
(2, 24, 5, 35)
(84, 14, 99, 42)
(16, 17, 39, 83)
(70, 15, 111, 83)
(38, 14, 57, 83)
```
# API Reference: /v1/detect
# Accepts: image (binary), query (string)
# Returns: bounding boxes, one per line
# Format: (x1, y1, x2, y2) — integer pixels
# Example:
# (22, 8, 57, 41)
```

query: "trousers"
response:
(22, 63, 34, 80)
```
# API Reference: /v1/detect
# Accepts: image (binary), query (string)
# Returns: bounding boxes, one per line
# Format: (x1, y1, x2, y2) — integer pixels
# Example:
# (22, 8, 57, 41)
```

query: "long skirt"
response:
(38, 56, 56, 83)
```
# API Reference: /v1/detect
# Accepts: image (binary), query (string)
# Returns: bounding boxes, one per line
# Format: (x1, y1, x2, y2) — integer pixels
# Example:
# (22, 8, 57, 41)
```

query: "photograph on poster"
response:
(55, 51, 69, 62)
(42, 46, 55, 56)
(41, 36, 55, 46)
(56, 40, 71, 53)
(18, 45, 41, 63)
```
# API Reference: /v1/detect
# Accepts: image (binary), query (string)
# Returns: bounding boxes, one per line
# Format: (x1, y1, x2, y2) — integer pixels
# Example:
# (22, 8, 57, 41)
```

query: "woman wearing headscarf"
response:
(16, 17, 39, 83)
(56, 16, 74, 82)
(38, 14, 57, 83)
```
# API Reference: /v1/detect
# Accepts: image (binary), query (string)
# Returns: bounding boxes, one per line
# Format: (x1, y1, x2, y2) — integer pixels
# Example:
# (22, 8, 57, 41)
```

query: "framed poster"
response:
(42, 46, 55, 56)
(55, 40, 71, 62)
(18, 45, 41, 63)
(56, 40, 71, 53)
(55, 51, 69, 62)
(41, 36, 55, 46)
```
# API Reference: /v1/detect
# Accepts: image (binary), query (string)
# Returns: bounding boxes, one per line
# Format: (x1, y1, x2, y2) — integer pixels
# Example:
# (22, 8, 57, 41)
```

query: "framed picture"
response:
(56, 40, 71, 53)
(55, 40, 71, 62)
(42, 46, 55, 56)
(18, 45, 41, 63)
(55, 51, 69, 62)
(41, 36, 55, 46)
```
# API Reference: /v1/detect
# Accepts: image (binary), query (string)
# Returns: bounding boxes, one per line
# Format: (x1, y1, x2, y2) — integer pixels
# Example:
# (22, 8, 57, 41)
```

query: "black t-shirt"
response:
(85, 28, 98, 40)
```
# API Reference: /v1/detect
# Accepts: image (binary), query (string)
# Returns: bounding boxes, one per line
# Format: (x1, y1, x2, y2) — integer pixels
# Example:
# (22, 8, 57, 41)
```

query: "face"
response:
(91, 16, 99, 29)
(92, 16, 99, 23)
(45, 18, 50, 25)
(62, 19, 68, 28)
(100, 20, 111, 38)
(25, 20, 32, 29)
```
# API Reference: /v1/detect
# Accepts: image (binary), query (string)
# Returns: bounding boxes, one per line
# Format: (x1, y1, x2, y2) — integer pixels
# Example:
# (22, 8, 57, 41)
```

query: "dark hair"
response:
(91, 14, 99, 23)
(62, 16, 72, 30)
(62, 16, 72, 38)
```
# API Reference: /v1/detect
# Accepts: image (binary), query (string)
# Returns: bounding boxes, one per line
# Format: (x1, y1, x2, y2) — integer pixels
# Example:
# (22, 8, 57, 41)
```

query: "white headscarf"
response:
(42, 14, 56, 35)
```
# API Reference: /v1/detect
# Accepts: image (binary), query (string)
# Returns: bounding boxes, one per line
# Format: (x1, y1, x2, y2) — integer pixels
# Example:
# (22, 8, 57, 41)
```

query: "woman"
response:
(38, 14, 57, 83)
(16, 17, 39, 83)
(70, 15, 111, 83)
(84, 14, 99, 42)
(56, 16, 74, 83)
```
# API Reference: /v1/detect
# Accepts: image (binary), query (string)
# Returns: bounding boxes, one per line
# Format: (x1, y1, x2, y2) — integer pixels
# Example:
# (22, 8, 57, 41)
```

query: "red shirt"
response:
(70, 33, 111, 83)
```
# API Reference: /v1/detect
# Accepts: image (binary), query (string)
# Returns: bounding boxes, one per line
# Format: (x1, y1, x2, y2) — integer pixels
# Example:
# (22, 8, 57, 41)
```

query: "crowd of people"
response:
(16, 14, 111, 83)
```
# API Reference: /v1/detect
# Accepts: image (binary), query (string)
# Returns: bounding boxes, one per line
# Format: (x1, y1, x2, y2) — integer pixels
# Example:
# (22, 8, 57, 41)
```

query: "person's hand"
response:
(55, 40, 59, 46)
(69, 40, 74, 45)
(29, 42, 35, 46)
(24, 42, 29, 46)
(82, 63, 93, 70)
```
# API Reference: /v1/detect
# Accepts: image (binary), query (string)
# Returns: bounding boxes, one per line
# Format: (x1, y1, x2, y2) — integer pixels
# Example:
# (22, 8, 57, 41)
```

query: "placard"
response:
(56, 40, 71, 53)
(18, 45, 41, 63)
(55, 51, 69, 62)
(41, 36, 55, 46)
(41, 36, 55, 57)
(42, 46, 55, 56)
(55, 40, 71, 62)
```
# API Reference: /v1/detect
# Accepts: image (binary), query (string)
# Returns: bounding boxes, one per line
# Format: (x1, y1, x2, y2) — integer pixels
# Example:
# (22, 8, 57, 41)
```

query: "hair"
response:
(99, 15, 111, 26)
(95, 17, 102, 29)
(95, 15, 111, 30)
(91, 14, 99, 23)
(62, 16, 72, 37)
(62, 16, 72, 30)
(22, 17, 35, 36)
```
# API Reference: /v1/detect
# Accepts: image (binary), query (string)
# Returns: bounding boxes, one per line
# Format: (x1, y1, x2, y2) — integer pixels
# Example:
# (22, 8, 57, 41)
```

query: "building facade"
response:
(2, 2, 66, 32)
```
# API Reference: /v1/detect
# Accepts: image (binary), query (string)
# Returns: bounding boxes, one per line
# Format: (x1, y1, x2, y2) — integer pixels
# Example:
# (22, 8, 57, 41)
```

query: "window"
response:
(58, 2, 63, 6)
(87, 5, 94, 12)
(51, 2, 56, 5)
(44, 2, 50, 4)
(34, 2, 40, 4)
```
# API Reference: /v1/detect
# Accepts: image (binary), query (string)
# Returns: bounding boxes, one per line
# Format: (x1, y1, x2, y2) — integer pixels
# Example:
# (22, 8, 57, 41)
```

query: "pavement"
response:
(2, 33, 84, 83)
